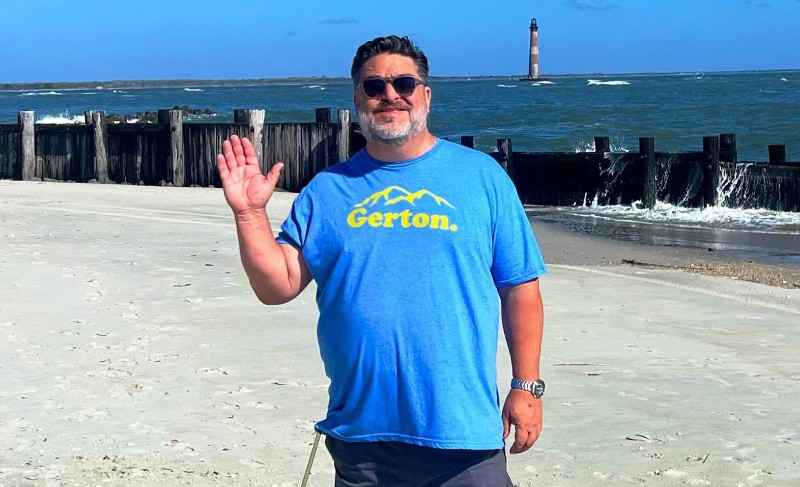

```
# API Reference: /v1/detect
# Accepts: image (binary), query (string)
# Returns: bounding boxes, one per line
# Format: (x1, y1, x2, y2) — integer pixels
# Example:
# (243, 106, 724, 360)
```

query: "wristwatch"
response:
(511, 377, 546, 399)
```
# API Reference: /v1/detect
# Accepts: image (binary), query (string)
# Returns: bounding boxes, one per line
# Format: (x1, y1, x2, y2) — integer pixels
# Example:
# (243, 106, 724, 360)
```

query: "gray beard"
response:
(358, 106, 429, 146)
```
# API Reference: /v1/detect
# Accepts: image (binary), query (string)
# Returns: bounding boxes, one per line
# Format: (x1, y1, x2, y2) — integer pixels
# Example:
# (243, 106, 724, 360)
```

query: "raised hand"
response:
(216, 135, 284, 216)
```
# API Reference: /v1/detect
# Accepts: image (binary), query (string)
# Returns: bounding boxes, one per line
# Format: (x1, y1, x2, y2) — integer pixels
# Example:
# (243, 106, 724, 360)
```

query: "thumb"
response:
(265, 162, 284, 187)
(502, 409, 510, 439)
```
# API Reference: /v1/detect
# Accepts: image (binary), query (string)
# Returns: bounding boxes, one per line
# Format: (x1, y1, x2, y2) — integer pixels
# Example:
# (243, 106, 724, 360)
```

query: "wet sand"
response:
(530, 211, 800, 289)
(1, 181, 799, 486)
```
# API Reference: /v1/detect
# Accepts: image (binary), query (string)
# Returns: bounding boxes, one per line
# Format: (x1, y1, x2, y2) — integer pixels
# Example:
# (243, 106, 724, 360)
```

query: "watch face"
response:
(533, 381, 545, 398)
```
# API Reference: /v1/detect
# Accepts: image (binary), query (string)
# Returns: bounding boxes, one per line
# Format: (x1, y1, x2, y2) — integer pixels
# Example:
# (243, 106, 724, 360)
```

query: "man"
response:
(216, 35, 546, 486)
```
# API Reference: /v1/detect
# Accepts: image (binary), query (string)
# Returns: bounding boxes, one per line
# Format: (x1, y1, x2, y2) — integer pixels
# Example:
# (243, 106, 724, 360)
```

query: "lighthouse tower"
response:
(528, 17, 540, 79)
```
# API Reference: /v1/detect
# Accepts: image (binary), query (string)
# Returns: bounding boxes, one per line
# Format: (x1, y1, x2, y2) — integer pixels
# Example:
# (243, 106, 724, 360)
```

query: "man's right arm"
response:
(234, 209, 312, 305)
(216, 135, 312, 305)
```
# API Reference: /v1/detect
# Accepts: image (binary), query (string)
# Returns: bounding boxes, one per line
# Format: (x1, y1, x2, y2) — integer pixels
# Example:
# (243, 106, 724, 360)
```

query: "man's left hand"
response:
(502, 389, 542, 454)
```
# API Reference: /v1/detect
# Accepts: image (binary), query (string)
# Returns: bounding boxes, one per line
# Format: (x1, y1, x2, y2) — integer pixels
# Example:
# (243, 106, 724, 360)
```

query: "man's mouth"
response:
(376, 107, 408, 113)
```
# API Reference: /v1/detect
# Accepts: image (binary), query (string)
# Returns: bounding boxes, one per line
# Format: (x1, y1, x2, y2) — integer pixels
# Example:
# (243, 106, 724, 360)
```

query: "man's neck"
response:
(365, 131, 438, 163)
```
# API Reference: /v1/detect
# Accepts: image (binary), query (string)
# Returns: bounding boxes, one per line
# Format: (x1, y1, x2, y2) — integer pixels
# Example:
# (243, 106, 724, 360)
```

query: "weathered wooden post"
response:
(158, 109, 184, 186)
(336, 109, 351, 162)
(639, 137, 656, 209)
(315, 108, 331, 123)
(90, 111, 109, 183)
(18, 111, 36, 181)
(83, 111, 95, 125)
(702, 136, 720, 207)
(497, 138, 513, 176)
(233, 109, 266, 165)
(594, 136, 610, 153)
(460, 136, 474, 148)
(719, 133, 737, 163)
(768, 144, 787, 165)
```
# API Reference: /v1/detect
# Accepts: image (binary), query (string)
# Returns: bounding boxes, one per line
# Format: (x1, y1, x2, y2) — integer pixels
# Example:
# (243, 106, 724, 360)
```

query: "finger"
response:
(231, 135, 246, 164)
(222, 140, 238, 169)
(265, 162, 284, 186)
(242, 137, 259, 165)
(523, 428, 539, 452)
(502, 410, 510, 439)
(510, 426, 530, 454)
(216, 154, 230, 180)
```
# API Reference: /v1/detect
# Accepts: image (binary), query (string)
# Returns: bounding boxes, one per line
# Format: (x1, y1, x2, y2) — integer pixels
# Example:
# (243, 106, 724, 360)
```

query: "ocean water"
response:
(1, 70, 798, 161)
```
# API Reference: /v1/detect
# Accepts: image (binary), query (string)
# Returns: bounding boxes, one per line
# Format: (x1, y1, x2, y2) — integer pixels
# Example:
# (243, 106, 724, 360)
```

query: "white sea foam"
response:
(37, 113, 84, 124)
(20, 91, 63, 97)
(572, 200, 800, 232)
(574, 140, 630, 153)
(184, 88, 203, 92)
(531, 81, 554, 86)
(303, 85, 325, 89)
(496, 84, 517, 88)
(587, 79, 630, 86)
(780, 77, 789, 82)
(126, 118, 140, 123)
(79, 92, 97, 95)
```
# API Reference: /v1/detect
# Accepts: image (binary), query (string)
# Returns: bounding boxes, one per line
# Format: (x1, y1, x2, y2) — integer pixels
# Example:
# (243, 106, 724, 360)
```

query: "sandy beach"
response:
(530, 215, 800, 290)
(1, 180, 799, 486)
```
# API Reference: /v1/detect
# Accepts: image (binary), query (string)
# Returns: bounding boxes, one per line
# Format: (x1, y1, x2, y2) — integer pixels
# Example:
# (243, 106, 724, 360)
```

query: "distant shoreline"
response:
(2, 68, 798, 91)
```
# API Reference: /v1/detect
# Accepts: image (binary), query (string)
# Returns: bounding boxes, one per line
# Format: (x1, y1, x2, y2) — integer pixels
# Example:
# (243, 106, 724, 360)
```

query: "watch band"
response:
(511, 377, 546, 399)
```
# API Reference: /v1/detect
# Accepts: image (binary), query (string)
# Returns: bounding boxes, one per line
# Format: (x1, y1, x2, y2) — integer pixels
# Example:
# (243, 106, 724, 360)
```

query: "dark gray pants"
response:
(325, 436, 514, 487)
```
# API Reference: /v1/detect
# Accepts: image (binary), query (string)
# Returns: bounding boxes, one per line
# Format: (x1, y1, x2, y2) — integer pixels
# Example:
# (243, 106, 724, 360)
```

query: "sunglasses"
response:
(361, 76, 425, 98)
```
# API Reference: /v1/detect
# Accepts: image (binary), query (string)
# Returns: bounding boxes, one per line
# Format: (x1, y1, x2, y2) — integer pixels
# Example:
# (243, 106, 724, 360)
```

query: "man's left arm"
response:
(500, 278, 544, 454)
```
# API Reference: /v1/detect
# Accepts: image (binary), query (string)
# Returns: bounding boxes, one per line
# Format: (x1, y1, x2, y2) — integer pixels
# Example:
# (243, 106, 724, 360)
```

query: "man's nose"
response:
(381, 82, 401, 101)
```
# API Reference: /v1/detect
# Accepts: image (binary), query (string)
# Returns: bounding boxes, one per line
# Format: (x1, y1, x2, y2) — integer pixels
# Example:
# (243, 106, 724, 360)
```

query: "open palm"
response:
(216, 135, 283, 215)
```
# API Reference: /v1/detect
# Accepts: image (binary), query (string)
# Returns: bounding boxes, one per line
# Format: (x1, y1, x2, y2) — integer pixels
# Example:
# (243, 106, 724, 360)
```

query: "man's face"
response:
(354, 53, 432, 146)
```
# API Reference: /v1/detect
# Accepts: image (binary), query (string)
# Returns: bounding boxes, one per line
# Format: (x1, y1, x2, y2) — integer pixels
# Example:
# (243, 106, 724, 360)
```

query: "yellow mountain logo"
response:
(354, 186, 456, 209)
(347, 186, 458, 232)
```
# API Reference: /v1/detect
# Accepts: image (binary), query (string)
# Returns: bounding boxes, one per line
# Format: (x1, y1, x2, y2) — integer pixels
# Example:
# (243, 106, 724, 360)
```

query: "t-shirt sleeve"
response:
(275, 187, 314, 249)
(490, 171, 547, 288)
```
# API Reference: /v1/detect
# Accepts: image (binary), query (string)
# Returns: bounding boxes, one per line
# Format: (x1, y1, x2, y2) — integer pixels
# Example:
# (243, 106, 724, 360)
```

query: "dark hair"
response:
(350, 35, 429, 84)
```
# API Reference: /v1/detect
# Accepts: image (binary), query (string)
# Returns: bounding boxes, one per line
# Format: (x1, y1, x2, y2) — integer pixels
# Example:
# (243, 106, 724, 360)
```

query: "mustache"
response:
(374, 103, 411, 112)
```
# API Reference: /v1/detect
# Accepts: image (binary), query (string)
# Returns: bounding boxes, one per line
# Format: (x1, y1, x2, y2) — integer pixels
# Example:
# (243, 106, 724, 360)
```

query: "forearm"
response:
(234, 209, 293, 304)
(501, 280, 544, 380)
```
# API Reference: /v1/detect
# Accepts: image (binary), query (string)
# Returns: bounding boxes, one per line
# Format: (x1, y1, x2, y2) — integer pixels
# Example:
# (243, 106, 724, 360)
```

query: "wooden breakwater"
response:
(1, 109, 798, 212)
(0, 108, 365, 192)
(483, 135, 800, 211)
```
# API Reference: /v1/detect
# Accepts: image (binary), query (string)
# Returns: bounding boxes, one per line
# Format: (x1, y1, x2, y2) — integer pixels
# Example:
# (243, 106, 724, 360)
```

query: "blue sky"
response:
(3, 0, 800, 82)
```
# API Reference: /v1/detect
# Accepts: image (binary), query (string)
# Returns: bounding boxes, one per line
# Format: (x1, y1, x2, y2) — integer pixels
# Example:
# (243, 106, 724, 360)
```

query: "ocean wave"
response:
(571, 201, 800, 231)
(20, 91, 63, 97)
(496, 84, 517, 88)
(573, 140, 630, 153)
(37, 113, 84, 124)
(531, 81, 554, 86)
(780, 77, 789, 82)
(303, 85, 326, 89)
(79, 92, 97, 95)
(587, 79, 630, 86)
(184, 88, 204, 92)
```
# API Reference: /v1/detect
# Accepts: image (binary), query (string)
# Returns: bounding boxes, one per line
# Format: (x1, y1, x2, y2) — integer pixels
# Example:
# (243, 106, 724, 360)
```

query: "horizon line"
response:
(2, 67, 799, 88)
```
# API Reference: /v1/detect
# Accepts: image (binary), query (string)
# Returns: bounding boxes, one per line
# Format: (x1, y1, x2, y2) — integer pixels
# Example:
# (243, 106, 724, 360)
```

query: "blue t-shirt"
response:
(276, 139, 546, 449)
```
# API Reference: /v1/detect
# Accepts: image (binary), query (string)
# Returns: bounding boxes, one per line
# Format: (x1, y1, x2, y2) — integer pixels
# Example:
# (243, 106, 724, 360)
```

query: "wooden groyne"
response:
(0, 109, 364, 192)
(1, 109, 798, 212)
(486, 135, 799, 212)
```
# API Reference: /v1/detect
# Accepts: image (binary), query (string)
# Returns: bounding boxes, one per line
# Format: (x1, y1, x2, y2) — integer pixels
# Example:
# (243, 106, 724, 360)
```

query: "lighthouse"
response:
(528, 17, 540, 79)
